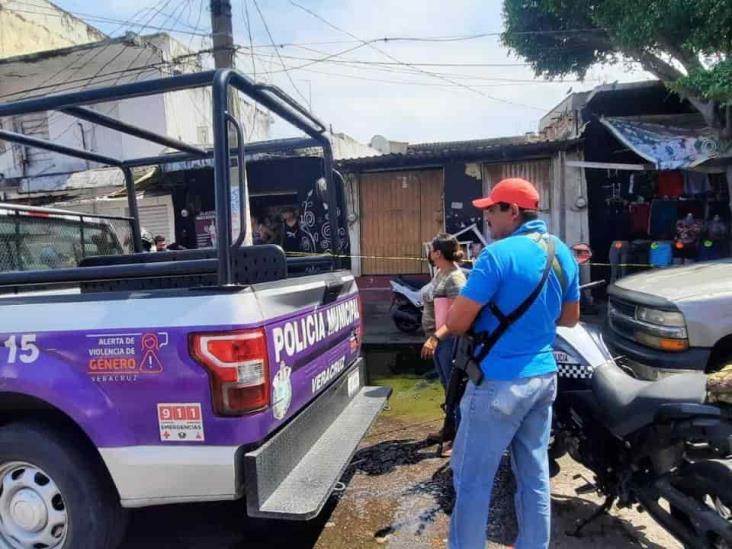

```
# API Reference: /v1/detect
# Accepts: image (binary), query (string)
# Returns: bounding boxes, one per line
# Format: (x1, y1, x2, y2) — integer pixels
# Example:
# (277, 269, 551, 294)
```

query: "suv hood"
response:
(614, 260, 732, 302)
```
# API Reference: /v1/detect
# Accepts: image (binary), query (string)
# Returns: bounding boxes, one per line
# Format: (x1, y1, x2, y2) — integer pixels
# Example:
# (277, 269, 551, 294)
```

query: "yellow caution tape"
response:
(284, 251, 658, 269)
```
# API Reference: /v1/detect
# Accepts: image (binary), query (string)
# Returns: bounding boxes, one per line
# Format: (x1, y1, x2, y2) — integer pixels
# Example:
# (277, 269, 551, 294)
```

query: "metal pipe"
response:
(79, 214, 86, 259)
(225, 71, 326, 138)
(0, 71, 217, 117)
(320, 137, 339, 268)
(245, 137, 320, 155)
(212, 70, 233, 285)
(253, 83, 327, 133)
(123, 137, 321, 169)
(225, 112, 248, 248)
(123, 150, 214, 168)
(0, 128, 122, 166)
(0, 202, 133, 221)
(62, 106, 208, 157)
(121, 167, 143, 253)
(0, 259, 218, 287)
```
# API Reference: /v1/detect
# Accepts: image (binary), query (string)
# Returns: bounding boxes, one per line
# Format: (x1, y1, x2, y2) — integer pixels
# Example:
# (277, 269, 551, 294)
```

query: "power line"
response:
(51, 0, 189, 143)
(250, 0, 309, 106)
(110, 0, 186, 86)
(241, 0, 257, 80)
(286, 0, 543, 110)
(251, 63, 589, 88)
(279, 44, 593, 83)
(4, 2, 210, 37)
(210, 28, 606, 50)
(242, 48, 532, 69)
(240, 0, 264, 141)
(186, 0, 208, 52)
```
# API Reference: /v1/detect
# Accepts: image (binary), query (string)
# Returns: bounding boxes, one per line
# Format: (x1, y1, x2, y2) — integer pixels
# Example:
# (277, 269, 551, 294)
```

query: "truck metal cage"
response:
(0, 69, 339, 288)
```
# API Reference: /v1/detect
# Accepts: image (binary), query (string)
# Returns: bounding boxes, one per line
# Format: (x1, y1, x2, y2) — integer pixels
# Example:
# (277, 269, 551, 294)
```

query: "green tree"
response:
(502, 0, 732, 136)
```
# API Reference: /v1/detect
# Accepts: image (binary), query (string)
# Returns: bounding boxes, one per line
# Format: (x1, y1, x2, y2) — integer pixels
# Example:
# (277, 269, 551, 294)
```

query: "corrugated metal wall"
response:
(360, 169, 443, 275)
(482, 159, 553, 211)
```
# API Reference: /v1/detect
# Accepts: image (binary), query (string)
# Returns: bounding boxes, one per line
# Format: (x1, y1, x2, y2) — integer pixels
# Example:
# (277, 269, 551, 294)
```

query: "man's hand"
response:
(446, 296, 483, 335)
(421, 335, 438, 359)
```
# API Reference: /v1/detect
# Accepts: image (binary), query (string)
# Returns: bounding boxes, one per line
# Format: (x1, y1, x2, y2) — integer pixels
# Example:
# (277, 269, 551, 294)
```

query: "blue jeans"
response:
(434, 337, 456, 387)
(434, 337, 460, 427)
(449, 373, 557, 549)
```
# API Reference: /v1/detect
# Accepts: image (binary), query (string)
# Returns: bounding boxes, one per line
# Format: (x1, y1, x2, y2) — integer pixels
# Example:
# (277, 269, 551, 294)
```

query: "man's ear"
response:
(511, 203, 520, 219)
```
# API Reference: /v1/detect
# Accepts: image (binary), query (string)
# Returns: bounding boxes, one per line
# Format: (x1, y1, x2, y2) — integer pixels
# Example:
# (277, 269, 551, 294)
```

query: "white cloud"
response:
(56, 0, 653, 144)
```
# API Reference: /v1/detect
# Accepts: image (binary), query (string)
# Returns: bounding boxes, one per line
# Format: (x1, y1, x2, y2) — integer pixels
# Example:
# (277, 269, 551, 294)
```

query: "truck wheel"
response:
(0, 421, 128, 549)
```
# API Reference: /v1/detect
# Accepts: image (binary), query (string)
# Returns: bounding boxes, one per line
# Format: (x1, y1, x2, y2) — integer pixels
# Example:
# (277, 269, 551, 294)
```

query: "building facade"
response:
(0, 33, 272, 194)
(0, 0, 105, 58)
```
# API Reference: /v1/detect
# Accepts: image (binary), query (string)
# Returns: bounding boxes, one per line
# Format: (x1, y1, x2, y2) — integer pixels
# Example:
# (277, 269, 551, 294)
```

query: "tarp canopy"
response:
(600, 115, 732, 170)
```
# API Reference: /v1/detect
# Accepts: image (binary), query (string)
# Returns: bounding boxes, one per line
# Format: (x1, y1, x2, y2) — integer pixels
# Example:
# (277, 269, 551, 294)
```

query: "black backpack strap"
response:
(472, 236, 556, 365)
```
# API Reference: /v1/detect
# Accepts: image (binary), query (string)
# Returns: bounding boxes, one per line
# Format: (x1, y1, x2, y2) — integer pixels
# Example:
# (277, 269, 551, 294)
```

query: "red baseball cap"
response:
(472, 177, 540, 210)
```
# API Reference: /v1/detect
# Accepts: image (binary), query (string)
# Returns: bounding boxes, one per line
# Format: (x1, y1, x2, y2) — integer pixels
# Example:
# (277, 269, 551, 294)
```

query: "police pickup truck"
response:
(0, 70, 388, 548)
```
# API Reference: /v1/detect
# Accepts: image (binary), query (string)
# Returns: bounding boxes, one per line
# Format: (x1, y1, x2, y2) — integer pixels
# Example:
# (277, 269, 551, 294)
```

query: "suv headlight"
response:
(633, 307, 688, 350)
(635, 307, 686, 327)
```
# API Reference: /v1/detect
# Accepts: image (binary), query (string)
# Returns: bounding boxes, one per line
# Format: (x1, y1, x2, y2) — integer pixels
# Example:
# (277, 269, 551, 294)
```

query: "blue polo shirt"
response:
(460, 220, 580, 380)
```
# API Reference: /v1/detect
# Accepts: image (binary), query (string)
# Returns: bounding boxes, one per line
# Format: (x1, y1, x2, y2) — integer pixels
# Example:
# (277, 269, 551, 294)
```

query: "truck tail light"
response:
(189, 329, 270, 415)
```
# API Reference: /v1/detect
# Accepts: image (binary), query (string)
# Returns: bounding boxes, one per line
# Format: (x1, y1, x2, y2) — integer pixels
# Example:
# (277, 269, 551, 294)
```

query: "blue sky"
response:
(53, 0, 651, 143)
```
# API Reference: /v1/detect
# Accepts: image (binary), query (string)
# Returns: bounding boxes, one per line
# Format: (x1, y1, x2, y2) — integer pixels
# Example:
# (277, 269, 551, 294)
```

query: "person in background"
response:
(154, 235, 167, 252)
(420, 233, 467, 457)
(280, 207, 305, 253)
(446, 177, 580, 549)
(140, 229, 155, 253)
(252, 215, 276, 245)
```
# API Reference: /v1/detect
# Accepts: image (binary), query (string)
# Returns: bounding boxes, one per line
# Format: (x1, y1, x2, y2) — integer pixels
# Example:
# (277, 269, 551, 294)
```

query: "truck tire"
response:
(0, 421, 128, 549)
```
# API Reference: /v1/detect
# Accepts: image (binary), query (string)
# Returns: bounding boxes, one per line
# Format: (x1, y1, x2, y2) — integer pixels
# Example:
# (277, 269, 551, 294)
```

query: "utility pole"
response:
(210, 0, 252, 246)
(210, 0, 235, 69)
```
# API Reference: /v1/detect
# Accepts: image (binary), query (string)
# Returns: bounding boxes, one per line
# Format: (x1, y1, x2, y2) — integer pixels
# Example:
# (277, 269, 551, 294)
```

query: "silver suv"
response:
(604, 259, 732, 379)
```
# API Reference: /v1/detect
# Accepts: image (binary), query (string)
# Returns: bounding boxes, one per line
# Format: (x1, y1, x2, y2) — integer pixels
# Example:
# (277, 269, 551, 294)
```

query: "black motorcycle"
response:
(552, 322, 732, 548)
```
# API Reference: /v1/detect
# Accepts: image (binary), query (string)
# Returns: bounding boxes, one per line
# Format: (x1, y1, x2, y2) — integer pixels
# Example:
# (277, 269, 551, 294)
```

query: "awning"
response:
(600, 115, 732, 170)
(18, 165, 157, 193)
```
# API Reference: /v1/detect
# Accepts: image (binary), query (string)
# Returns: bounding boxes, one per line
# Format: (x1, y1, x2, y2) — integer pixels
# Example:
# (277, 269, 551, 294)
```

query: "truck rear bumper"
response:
(244, 357, 390, 520)
(100, 357, 390, 513)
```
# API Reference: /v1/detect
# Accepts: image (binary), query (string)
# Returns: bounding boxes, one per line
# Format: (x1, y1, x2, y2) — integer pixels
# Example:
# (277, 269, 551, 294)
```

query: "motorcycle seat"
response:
(394, 276, 425, 292)
(591, 361, 707, 437)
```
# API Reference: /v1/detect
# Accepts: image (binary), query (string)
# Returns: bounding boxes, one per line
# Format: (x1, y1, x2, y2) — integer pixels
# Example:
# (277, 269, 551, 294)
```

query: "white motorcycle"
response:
(389, 277, 424, 333)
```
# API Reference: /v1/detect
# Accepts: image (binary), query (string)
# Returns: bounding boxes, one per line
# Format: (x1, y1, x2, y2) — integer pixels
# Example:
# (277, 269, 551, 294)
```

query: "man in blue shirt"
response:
(445, 178, 580, 549)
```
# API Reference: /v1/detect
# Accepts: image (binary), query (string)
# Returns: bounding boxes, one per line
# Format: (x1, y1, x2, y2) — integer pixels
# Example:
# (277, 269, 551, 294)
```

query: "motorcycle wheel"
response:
(393, 305, 421, 334)
(670, 460, 732, 549)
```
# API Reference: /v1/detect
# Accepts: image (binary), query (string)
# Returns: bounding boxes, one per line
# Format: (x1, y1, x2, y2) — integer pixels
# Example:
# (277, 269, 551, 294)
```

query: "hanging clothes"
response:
(629, 203, 651, 237)
(657, 171, 684, 198)
(684, 171, 711, 196)
(649, 199, 678, 239)
(609, 240, 630, 282)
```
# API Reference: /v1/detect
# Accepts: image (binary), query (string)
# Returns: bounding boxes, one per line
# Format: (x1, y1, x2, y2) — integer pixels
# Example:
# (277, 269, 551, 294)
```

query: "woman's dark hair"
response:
(497, 202, 539, 223)
(431, 233, 464, 262)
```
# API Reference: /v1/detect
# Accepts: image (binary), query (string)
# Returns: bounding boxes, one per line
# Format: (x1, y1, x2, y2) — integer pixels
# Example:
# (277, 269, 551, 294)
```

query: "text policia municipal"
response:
(272, 297, 360, 363)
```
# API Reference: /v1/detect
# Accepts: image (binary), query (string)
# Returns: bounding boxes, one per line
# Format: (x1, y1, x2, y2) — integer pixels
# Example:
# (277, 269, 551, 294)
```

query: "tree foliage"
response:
(502, 0, 732, 135)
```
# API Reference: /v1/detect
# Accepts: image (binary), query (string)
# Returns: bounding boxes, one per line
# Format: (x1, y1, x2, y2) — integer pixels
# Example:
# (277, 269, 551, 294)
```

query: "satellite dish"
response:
(369, 135, 390, 154)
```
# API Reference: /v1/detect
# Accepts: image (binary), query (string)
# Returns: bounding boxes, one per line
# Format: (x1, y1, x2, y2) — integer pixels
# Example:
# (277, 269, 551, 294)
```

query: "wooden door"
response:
(360, 169, 443, 274)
